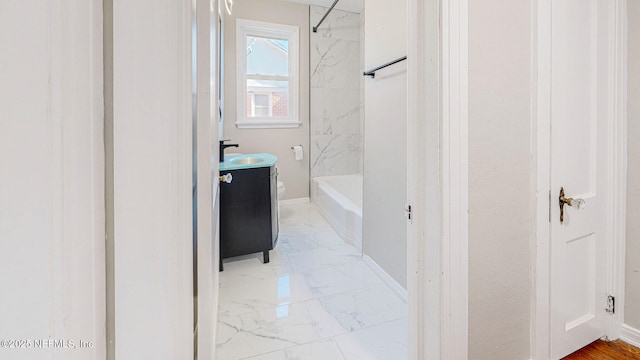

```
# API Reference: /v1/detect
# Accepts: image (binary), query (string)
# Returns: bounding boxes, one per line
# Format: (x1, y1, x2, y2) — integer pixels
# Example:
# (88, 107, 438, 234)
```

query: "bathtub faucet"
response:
(219, 140, 239, 162)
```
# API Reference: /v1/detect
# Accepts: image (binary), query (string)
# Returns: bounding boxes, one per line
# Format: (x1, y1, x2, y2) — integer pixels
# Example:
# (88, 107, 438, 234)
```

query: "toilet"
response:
(276, 180, 286, 220)
(277, 180, 285, 200)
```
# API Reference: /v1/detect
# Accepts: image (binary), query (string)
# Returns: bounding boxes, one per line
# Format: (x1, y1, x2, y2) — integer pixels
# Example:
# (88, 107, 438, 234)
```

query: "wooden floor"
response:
(562, 340, 640, 359)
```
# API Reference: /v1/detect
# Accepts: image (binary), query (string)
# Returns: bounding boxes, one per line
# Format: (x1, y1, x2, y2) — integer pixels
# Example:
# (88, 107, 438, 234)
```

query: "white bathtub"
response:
(311, 175, 363, 250)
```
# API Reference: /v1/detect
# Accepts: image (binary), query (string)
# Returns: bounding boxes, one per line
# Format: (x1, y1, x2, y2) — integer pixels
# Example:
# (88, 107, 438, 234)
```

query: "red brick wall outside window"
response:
(272, 93, 289, 117)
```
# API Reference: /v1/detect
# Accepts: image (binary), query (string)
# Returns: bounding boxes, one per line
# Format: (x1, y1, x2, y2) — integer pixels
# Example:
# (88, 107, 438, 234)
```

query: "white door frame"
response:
(531, 0, 628, 358)
(407, 0, 469, 358)
(195, 0, 219, 358)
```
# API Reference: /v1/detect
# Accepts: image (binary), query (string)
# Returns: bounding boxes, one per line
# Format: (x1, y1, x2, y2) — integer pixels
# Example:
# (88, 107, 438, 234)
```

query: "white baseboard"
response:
(279, 197, 310, 206)
(363, 255, 407, 303)
(621, 323, 640, 348)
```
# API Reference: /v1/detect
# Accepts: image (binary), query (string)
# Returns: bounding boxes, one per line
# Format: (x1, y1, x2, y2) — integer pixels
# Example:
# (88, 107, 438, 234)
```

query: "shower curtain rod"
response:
(312, 0, 339, 33)
(363, 56, 408, 78)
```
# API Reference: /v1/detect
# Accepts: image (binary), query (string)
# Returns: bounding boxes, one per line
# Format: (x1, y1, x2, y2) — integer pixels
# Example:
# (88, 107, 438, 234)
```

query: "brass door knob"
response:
(559, 187, 585, 224)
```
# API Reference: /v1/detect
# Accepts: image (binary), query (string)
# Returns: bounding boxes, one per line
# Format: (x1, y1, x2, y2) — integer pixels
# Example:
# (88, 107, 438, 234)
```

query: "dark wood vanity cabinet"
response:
(219, 165, 278, 270)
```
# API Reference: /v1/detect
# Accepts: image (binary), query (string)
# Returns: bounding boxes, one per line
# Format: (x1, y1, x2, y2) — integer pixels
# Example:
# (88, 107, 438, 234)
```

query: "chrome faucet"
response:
(219, 140, 239, 162)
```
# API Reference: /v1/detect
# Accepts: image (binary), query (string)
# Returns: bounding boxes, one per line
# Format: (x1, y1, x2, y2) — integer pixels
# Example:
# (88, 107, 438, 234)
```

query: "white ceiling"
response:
(284, 0, 364, 13)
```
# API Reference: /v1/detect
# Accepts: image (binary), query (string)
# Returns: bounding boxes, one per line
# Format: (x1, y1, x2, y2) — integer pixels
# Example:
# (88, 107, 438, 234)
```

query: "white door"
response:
(549, 0, 611, 358)
(195, 0, 221, 359)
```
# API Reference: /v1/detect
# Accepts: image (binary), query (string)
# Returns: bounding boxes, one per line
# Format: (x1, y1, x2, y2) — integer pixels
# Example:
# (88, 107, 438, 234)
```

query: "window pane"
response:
(254, 94, 269, 107)
(247, 79, 289, 118)
(247, 35, 289, 76)
(253, 94, 270, 117)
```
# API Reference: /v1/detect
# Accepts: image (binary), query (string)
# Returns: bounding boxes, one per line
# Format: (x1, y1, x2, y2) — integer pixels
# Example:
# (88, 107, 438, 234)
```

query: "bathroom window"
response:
(236, 19, 300, 128)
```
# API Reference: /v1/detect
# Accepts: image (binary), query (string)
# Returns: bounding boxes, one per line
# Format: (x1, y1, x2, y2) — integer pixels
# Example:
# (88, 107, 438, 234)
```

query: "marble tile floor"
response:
(216, 202, 408, 360)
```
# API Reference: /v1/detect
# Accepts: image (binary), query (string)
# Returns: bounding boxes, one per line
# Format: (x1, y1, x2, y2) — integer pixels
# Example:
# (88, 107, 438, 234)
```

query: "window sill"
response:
(235, 120, 301, 129)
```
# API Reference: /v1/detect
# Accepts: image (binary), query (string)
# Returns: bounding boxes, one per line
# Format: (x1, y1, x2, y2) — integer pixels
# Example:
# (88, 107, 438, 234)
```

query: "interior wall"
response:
(309, 6, 363, 178)
(0, 1, 106, 359)
(362, 0, 407, 288)
(223, 0, 310, 200)
(625, 0, 640, 331)
(468, 0, 531, 358)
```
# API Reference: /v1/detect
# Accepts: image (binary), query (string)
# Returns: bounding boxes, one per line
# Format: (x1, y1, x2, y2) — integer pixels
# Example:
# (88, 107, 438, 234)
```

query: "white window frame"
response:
(236, 19, 300, 129)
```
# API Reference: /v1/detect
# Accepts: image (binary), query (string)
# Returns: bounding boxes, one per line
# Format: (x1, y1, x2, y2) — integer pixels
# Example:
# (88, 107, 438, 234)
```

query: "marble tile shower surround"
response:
(216, 202, 408, 359)
(310, 6, 364, 179)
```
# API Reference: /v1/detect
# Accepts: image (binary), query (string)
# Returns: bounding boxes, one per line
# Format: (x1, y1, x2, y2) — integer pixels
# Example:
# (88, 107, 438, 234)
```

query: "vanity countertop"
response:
(218, 153, 278, 172)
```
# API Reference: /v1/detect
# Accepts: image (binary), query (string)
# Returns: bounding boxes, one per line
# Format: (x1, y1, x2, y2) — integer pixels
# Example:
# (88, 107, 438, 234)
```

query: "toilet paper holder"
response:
(291, 145, 304, 160)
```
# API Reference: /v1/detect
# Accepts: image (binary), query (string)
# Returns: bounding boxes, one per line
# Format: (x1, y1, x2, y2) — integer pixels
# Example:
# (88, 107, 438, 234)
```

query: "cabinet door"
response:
(220, 167, 272, 259)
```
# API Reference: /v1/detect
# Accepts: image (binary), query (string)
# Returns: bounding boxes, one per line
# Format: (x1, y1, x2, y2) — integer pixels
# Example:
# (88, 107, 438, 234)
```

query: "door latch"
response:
(606, 295, 615, 314)
(405, 204, 412, 222)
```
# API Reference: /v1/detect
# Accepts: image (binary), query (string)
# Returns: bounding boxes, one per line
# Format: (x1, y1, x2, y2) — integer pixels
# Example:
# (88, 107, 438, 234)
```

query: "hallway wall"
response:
(468, 0, 532, 358)
(625, 0, 640, 331)
(362, 0, 407, 288)
(0, 1, 106, 359)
